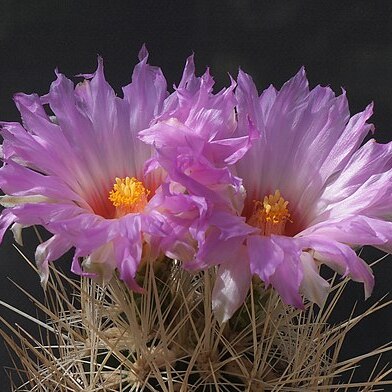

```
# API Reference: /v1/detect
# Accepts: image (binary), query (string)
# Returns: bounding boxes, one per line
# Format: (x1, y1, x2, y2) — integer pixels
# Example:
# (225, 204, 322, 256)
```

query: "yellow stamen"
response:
(248, 189, 292, 236)
(108, 177, 150, 216)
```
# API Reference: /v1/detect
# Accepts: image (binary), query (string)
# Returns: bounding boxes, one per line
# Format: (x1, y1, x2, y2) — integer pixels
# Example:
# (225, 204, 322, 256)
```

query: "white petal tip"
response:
(11, 223, 24, 246)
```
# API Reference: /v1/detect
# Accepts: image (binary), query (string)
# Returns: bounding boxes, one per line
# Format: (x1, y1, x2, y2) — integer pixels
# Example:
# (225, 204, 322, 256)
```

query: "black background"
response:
(1, 1, 392, 390)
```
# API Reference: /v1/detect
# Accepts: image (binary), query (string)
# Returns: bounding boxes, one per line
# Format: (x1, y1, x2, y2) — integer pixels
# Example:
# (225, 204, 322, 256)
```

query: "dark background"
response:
(1, 1, 392, 390)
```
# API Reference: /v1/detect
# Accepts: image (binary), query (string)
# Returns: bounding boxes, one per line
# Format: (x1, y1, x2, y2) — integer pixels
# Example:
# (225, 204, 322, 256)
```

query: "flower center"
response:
(248, 189, 291, 236)
(108, 177, 150, 217)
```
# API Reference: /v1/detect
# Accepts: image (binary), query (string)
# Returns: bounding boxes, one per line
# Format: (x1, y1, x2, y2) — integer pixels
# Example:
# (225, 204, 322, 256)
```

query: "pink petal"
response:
(301, 235, 374, 299)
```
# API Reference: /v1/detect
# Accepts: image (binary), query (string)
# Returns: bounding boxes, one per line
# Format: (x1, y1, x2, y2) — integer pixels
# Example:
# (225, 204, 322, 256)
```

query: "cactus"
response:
(1, 255, 391, 391)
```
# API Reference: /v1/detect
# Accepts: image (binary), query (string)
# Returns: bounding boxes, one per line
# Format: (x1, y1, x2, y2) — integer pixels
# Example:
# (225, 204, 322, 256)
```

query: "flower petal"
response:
(212, 246, 251, 324)
(248, 235, 304, 307)
(299, 252, 330, 307)
(301, 235, 374, 299)
(35, 235, 73, 288)
(301, 215, 392, 253)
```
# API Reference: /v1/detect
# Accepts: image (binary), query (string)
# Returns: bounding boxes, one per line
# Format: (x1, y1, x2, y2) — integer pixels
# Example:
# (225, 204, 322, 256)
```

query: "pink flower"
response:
(142, 66, 392, 322)
(233, 68, 392, 315)
(0, 48, 178, 289)
(140, 56, 256, 265)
